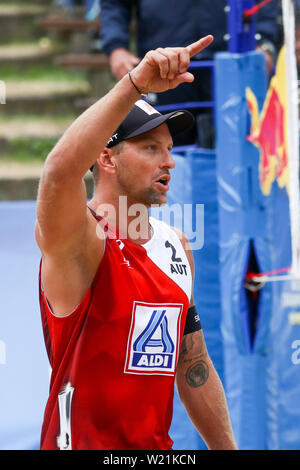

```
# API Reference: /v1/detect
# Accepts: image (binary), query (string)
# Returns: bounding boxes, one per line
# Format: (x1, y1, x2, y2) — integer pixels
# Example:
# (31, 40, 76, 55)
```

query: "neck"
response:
(89, 194, 152, 244)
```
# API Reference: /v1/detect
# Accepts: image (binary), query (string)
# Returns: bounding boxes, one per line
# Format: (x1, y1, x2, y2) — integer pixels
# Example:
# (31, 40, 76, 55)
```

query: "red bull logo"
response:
(246, 47, 289, 196)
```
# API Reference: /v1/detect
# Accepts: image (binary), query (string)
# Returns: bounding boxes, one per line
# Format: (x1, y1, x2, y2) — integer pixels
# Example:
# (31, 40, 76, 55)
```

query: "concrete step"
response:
(0, 115, 74, 139)
(38, 14, 101, 53)
(55, 52, 109, 70)
(0, 161, 44, 201)
(38, 15, 100, 34)
(0, 41, 66, 68)
(0, 115, 75, 156)
(3, 79, 90, 115)
(54, 53, 113, 95)
(0, 4, 49, 43)
(0, 161, 93, 201)
(0, 112, 94, 200)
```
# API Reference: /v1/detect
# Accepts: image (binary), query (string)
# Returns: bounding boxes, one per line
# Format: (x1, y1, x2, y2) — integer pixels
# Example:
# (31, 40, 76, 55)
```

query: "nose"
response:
(160, 149, 175, 169)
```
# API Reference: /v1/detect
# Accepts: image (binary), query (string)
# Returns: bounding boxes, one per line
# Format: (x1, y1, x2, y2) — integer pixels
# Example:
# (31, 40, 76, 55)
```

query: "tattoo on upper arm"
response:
(178, 330, 209, 387)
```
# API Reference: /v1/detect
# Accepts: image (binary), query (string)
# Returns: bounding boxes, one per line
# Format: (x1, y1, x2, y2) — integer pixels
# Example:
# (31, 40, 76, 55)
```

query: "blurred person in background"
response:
(100, 0, 281, 147)
(54, 0, 100, 20)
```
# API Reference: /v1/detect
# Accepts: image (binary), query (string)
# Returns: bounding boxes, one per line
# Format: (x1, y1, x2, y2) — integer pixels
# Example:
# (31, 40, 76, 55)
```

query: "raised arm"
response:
(35, 75, 140, 255)
(35, 34, 214, 255)
(35, 35, 213, 316)
(35, 75, 141, 317)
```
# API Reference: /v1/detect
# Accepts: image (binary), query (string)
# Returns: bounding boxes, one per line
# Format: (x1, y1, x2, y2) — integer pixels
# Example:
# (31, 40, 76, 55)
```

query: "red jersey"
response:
(39, 213, 192, 450)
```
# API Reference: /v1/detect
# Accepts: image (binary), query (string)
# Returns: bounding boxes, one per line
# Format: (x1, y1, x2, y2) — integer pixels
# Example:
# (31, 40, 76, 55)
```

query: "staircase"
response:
(0, 0, 109, 200)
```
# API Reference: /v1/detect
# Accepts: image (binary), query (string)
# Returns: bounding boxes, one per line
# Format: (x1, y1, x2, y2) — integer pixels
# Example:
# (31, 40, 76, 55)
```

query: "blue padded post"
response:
(215, 50, 268, 449)
(215, 48, 294, 449)
(227, 0, 256, 53)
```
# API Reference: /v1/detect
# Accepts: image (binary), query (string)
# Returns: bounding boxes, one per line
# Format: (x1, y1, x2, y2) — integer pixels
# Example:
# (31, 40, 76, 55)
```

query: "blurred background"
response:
(0, 0, 300, 451)
(0, 0, 111, 197)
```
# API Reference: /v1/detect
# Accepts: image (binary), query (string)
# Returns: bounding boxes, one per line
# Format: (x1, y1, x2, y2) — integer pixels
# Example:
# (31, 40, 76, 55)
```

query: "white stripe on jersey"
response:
(142, 217, 192, 302)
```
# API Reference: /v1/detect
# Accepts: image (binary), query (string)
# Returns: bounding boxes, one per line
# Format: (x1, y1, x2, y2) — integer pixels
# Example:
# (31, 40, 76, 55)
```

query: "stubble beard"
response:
(116, 172, 166, 208)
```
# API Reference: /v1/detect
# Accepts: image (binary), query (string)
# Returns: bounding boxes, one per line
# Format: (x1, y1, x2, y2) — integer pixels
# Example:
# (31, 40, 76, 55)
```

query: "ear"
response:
(97, 148, 117, 175)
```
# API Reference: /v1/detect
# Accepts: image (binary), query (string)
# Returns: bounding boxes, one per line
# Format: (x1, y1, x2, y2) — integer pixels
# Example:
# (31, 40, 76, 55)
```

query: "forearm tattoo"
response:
(186, 360, 209, 388)
(178, 331, 209, 387)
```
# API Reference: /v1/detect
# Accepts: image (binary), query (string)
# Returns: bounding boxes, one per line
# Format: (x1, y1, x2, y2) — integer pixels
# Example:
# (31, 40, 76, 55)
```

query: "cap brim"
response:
(125, 109, 195, 141)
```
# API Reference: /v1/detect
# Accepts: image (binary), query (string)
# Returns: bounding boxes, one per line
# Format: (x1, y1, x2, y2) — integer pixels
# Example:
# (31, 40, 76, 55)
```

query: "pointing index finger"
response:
(186, 35, 214, 58)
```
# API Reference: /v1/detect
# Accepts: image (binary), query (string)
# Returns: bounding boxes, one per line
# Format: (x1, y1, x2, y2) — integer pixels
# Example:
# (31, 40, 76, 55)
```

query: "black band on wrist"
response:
(128, 72, 147, 97)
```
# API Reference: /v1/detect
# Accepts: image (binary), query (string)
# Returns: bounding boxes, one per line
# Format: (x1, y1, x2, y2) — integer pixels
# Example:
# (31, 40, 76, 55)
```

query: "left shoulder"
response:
(149, 217, 195, 277)
(170, 225, 189, 245)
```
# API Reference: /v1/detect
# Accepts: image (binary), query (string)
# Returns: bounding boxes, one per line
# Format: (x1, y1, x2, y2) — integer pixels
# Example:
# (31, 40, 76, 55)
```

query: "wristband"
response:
(128, 72, 147, 97)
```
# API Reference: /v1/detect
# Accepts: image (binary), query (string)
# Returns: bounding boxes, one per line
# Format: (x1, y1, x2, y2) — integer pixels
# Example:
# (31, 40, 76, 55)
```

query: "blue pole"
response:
(155, 61, 215, 114)
(226, 0, 256, 52)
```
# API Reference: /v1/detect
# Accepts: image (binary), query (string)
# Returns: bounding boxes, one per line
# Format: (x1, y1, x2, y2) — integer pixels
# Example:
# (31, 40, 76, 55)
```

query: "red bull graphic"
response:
(246, 47, 289, 196)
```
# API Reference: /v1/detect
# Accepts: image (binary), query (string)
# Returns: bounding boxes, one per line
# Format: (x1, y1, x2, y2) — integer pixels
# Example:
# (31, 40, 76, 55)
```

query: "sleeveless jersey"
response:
(39, 214, 192, 450)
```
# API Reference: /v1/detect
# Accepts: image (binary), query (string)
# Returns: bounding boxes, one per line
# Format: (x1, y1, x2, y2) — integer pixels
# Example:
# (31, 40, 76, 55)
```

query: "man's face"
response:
(114, 123, 175, 207)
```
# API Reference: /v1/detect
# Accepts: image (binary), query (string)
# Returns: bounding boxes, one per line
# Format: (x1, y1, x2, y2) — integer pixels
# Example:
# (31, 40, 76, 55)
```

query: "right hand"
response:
(109, 48, 141, 81)
(130, 35, 214, 95)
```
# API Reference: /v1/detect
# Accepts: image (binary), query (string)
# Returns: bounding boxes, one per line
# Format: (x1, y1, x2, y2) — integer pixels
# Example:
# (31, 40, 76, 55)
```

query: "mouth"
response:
(154, 174, 170, 192)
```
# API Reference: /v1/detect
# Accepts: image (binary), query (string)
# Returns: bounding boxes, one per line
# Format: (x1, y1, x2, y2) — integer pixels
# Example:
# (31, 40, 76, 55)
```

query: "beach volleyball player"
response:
(35, 34, 237, 450)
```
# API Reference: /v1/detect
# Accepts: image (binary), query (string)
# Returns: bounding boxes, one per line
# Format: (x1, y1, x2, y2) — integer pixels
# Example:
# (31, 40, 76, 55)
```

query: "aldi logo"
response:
(124, 301, 183, 375)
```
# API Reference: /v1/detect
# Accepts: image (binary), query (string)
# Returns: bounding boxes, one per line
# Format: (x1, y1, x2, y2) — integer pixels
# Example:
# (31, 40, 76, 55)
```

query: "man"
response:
(35, 35, 237, 450)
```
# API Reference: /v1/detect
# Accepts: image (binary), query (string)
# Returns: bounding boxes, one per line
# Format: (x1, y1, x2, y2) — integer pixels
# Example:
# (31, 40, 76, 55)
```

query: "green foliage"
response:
(0, 63, 86, 82)
(5, 137, 58, 162)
